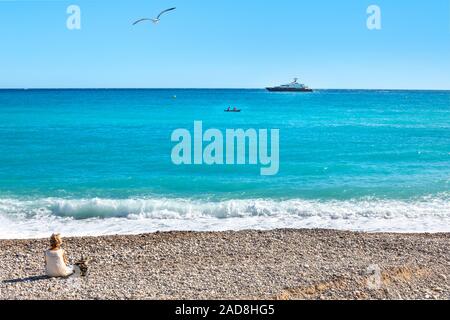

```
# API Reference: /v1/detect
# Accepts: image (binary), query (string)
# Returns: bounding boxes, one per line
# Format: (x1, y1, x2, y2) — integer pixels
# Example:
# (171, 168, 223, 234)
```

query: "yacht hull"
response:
(266, 87, 313, 92)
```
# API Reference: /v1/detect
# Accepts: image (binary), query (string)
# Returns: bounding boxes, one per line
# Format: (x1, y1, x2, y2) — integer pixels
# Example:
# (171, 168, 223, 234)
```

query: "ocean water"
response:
(0, 89, 449, 238)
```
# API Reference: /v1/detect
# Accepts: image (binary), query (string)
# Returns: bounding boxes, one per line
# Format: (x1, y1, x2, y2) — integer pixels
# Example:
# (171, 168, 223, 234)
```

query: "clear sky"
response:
(0, 0, 449, 89)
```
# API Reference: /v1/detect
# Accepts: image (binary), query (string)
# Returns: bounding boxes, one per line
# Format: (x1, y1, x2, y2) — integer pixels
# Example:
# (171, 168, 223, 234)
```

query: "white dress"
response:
(45, 249, 74, 277)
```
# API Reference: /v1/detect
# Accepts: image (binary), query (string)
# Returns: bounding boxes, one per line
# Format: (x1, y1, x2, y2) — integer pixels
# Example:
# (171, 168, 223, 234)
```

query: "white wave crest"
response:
(0, 196, 449, 239)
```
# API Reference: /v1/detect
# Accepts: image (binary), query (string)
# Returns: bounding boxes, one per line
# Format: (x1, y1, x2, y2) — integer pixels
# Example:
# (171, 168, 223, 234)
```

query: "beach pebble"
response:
(0, 230, 448, 300)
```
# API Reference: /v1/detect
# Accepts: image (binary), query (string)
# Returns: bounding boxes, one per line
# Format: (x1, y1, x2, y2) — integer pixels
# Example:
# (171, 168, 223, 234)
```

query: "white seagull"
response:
(133, 7, 176, 25)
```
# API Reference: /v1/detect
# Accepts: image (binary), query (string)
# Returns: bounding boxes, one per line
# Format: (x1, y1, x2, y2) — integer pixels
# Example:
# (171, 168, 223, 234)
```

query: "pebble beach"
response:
(0, 229, 448, 300)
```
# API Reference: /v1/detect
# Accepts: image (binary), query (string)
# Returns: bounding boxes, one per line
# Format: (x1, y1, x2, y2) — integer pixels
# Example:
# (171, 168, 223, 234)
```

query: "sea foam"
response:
(0, 195, 449, 239)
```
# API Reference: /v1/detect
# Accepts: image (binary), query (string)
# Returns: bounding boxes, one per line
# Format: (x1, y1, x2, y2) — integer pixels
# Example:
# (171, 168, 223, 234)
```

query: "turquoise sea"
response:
(0, 89, 449, 238)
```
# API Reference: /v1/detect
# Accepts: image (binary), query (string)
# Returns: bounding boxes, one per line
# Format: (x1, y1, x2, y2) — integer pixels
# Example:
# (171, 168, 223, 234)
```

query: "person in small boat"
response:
(227, 107, 231, 111)
(45, 233, 74, 277)
(233, 107, 237, 111)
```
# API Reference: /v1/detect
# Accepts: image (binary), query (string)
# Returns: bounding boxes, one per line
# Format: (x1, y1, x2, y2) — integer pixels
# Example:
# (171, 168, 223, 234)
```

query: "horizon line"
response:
(1, 87, 449, 91)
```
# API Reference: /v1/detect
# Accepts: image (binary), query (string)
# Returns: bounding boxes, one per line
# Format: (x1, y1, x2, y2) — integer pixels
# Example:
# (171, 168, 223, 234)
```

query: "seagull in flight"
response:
(133, 7, 176, 25)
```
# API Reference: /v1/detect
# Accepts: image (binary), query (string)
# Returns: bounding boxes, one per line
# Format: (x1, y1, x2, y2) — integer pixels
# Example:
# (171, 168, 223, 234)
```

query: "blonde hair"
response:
(50, 233, 63, 249)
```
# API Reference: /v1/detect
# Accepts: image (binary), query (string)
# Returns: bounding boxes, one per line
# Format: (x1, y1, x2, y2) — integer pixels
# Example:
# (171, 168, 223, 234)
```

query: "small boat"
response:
(266, 78, 313, 92)
(225, 107, 241, 113)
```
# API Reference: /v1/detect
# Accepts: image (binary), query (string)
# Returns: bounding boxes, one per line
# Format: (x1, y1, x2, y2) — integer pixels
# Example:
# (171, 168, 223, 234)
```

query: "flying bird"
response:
(133, 7, 176, 25)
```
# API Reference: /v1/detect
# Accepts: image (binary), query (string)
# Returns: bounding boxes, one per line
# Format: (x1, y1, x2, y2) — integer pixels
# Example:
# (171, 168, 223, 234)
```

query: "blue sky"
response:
(0, 0, 449, 89)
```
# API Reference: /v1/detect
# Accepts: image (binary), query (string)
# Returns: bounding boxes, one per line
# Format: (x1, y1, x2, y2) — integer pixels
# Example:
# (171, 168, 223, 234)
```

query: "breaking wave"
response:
(0, 195, 449, 239)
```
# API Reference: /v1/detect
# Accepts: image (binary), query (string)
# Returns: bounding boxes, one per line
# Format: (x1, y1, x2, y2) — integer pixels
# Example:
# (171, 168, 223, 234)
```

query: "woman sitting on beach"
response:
(45, 233, 74, 277)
